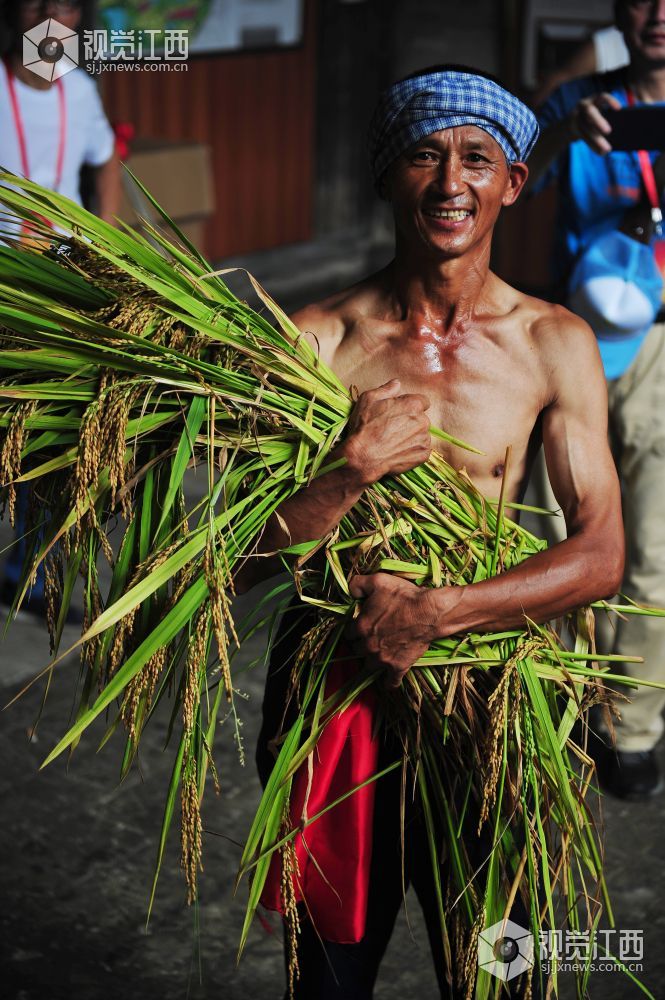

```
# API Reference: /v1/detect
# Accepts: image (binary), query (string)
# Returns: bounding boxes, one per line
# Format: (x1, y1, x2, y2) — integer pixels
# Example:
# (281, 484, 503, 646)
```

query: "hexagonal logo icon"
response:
(23, 18, 79, 83)
(478, 918, 534, 982)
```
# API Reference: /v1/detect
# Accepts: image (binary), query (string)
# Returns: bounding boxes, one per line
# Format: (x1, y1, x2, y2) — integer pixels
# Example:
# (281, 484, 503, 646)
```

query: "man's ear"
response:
(502, 162, 529, 207)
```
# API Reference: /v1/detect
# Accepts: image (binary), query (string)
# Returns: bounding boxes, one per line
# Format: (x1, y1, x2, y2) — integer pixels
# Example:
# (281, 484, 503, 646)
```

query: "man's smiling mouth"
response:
(423, 208, 473, 220)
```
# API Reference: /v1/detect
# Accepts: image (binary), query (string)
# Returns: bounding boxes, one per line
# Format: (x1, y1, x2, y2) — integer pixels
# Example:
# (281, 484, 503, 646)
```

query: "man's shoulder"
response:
(490, 277, 583, 337)
(525, 295, 595, 346)
(290, 271, 388, 358)
(499, 283, 599, 363)
(506, 295, 602, 407)
(569, 68, 626, 97)
(526, 297, 602, 382)
(538, 69, 626, 124)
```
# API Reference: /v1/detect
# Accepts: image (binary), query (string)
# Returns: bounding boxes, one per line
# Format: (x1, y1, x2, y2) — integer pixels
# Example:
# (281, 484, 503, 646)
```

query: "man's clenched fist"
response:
(341, 379, 432, 488)
(347, 573, 439, 688)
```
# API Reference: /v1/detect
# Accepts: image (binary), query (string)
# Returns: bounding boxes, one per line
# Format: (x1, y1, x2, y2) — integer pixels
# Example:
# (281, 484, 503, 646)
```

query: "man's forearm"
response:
(95, 152, 121, 225)
(427, 529, 624, 639)
(525, 117, 577, 193)
(234, 379, 433, 591)
(234, 443, 366, 590)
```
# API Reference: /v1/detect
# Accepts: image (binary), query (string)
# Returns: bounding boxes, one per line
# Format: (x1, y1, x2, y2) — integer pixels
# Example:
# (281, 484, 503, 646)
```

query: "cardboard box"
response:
(172, 217, 209, 254)
(117, 139, 214, 255)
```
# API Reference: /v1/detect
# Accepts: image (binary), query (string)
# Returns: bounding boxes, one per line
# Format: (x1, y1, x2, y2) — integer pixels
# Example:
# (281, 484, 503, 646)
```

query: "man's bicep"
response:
(541, 337, 619, 534)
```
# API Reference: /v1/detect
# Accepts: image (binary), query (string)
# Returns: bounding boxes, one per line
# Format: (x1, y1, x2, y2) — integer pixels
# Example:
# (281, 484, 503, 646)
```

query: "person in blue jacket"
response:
(527, 0, 665, 799)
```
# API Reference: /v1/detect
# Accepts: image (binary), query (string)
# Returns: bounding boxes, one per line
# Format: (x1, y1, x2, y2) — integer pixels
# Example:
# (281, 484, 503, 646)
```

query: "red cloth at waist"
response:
(260, 648, 378, 943)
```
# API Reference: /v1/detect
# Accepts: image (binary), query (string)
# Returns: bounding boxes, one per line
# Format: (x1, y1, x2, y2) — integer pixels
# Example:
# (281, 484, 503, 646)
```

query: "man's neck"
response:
(390, 241, 493, 332)
(5, 51, 54, 91)
(628, 60, 665, 103)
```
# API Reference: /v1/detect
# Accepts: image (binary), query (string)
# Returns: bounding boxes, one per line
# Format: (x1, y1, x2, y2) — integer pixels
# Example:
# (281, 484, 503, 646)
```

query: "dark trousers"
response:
(282, 740, 452, 999)
(257, 605, 539, 999)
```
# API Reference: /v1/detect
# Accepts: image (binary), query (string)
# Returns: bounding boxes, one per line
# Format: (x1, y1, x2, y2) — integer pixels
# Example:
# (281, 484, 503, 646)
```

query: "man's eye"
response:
(412, 151, 437, 163)
(465, 152, 488, 164)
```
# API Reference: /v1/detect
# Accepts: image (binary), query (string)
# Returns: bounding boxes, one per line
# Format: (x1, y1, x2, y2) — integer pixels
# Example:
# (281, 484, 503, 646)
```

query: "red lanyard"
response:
(4, 58, 66, 192)
(626, 87, 663, 236)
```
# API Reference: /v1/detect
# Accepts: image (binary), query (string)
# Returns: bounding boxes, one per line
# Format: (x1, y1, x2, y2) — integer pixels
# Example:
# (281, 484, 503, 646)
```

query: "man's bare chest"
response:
(331, 331, 545, 498)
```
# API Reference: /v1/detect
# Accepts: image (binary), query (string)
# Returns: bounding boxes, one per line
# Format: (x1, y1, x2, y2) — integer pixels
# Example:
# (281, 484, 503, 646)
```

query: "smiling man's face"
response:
(617, 0, 665, 64)
(383, 125, 527, 259)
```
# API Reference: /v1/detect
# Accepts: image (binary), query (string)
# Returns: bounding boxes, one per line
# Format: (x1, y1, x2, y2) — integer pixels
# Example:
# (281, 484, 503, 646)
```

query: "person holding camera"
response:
(527, 0, 665, 799)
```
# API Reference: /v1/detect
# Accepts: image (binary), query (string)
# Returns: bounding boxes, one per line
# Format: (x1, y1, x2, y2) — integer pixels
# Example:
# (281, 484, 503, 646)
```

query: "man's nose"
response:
(433, 157, 463, 198)
(650, 0, 665, 22)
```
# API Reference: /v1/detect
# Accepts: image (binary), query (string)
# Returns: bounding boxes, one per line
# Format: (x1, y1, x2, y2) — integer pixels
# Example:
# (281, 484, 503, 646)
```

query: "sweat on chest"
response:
(338, 325, 468, 385)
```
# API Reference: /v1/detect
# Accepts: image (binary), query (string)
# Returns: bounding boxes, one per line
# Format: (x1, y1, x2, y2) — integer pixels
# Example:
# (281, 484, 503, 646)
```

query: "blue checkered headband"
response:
(368, 71, 539, 185)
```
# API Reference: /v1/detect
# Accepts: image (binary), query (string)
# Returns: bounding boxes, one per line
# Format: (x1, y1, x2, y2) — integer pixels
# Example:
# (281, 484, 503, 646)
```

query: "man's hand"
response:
(569, 92, 622, 155)
(234, 380, 430, 593)
(342, 379, 432, 488)
(347, 573, 438, 688)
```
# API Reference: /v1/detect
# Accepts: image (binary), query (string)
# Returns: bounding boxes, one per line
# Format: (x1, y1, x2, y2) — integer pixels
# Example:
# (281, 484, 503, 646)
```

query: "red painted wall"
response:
(100, 0, 317, 260)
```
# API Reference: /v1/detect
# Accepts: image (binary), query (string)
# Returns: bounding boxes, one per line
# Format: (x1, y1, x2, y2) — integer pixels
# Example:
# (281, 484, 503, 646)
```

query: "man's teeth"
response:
(426, 209, 472, 219)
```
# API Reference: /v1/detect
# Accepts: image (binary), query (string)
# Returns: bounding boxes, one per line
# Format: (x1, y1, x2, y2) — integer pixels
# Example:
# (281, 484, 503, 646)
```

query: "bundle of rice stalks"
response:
(0, 174, 660, 999)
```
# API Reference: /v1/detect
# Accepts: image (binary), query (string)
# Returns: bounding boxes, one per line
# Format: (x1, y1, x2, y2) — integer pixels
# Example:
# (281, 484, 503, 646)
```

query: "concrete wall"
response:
(314, 0, 397, 237)
(313, 0, 503, 243)
(391, 0, 500, 80)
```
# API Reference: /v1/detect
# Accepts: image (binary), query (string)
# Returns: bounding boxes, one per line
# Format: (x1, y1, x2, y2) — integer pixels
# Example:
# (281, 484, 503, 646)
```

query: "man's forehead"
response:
(368, 71, 538, 185)
(410, 125, 504, 152)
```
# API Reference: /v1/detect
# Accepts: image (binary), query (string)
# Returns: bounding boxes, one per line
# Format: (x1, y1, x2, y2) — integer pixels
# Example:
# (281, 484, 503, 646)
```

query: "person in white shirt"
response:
(1, 0, 120, 235)
(1, 0, 120, 614)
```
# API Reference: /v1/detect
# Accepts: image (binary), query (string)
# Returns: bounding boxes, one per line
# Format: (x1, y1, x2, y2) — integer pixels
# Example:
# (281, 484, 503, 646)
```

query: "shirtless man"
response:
(239, 67, 624, 998)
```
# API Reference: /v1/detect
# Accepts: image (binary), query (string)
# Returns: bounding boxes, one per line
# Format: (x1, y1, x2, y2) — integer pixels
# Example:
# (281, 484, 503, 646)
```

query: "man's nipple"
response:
(492, 462, 505, 478)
